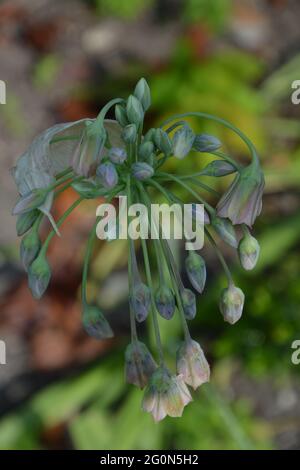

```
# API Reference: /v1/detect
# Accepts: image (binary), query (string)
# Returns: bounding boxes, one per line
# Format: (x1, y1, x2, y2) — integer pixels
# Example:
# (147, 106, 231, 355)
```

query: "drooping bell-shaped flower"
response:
(238, 231, 260, 270)
(193, 134, 222, 152)
(132, 162, 154, 181)
(125, 340, 157, 389)
(28, 251, 51, 299)
(176, 339, 210, 390)
(96, 162, 118, 189)
(142, 366, 192, 421)
(219, 283, 245, 324)
(172, 124, 195, 159)
(180, 288, 197, 320)
(185, 252, 206, 294)
(155, 285, 176, 320)
(216, 161, 265, 227)
(82, 304, 113, 339)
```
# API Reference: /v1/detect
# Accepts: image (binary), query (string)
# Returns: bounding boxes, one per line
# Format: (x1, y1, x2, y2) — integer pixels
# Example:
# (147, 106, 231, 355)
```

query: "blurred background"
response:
(0, 0, 300, 450)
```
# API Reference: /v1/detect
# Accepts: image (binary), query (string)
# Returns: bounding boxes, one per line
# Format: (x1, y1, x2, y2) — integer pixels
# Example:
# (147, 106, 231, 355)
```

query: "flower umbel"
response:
(12, 77, 264, 421)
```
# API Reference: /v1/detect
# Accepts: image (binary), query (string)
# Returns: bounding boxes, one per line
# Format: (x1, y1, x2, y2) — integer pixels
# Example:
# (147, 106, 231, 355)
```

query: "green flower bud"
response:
(132, 162, 154, 181)
(126, 95, 144, 126)
(219, 283, 245, 324)
(143, 128, 156, 143)
(193, 134, 221, 152)
(20, 228, 41, 271)
(122, 124, 137, 144)
(211, 215, 238, 248)
(96, 162, 118, 189)
(180, 288, 197, 320)
(16, 210, 39, 236)
(155, 285, 175, 320)
(138, 141, 154, 161)
(200, 160, 236, 177)
(28, 251, 51, 299)
(125, 340, 157, 389)
(72, 179, 108, 199)
(133, 77, 151, 111)
(115, 104, 129, 127)
(185, 252, 206, 294)
(75, 121, 107, 176)
(172, 124, 195, 159)
(82, 304, 113, 339)
(154, 129, 172, 156)
(130, 283, 151, 322)
(238, 232, 260, 270)
(12, 189, 48, 215)
(176, 339, 210, 390)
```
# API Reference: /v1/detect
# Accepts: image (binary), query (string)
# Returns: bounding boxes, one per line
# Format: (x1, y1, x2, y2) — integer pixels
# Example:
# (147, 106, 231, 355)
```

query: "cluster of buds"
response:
(12, 78, 264, 421)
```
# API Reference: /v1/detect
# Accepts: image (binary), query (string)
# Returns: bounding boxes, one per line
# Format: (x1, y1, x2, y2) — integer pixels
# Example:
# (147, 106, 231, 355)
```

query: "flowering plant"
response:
(12, 78, 264, 421)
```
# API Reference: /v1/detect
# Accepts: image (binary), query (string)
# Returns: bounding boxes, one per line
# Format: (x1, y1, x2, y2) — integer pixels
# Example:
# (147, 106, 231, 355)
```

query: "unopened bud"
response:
(16, 210, 39, 236)
(138, 141, 154, 161)
(154, 129, 172, 156)
(172, 124, 195, 159)
(200, 160, 236, 177)
(177, 339, 210, 390)
(82, 304, 113, 339)
(28, 251, 51, 299)
(115, 104, 129, 127)
(132, 162, 154, 181)
(180, 288, 197, 320)
(143, 128, 155, 143)
(122, 124, 137, 144)
(20, 228, 41, 271)
(108, 147, 127, 164)
(211, 215, 238, 248)
(134, 78, 151, 111)
(155, 285, 175, 320)
(72, 179, 108, 199)
(185, 252, 206, 294)
(96, 162, 118, 189)
(193, 134, 221, 152)
(130, 283, 151, 322)
(125, 340, 157, 389)
(126, 95, 144, 126)
(12, 189, 48, 215)
(219, 283, 245, 324)
(238, 232, 260, 270)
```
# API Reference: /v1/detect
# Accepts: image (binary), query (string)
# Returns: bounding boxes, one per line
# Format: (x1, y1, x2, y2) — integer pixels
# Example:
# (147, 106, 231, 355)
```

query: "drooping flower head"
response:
(12, 77, 264, 422)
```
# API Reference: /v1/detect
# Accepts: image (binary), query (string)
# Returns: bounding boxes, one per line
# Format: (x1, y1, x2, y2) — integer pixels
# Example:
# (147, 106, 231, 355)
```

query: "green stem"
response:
(126, 175, 138, 342)
(41, 197, 83, 254)
(154, 173, 215, 215)
(138, 184, 190, 342)
(205, 228, 233, 284)
(157, 174, 219, 196)
(81, 216, 100, 306)
(160, 112, 259, 166)
(140, 235, 164, 365)
(211, 150, 241, 170)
